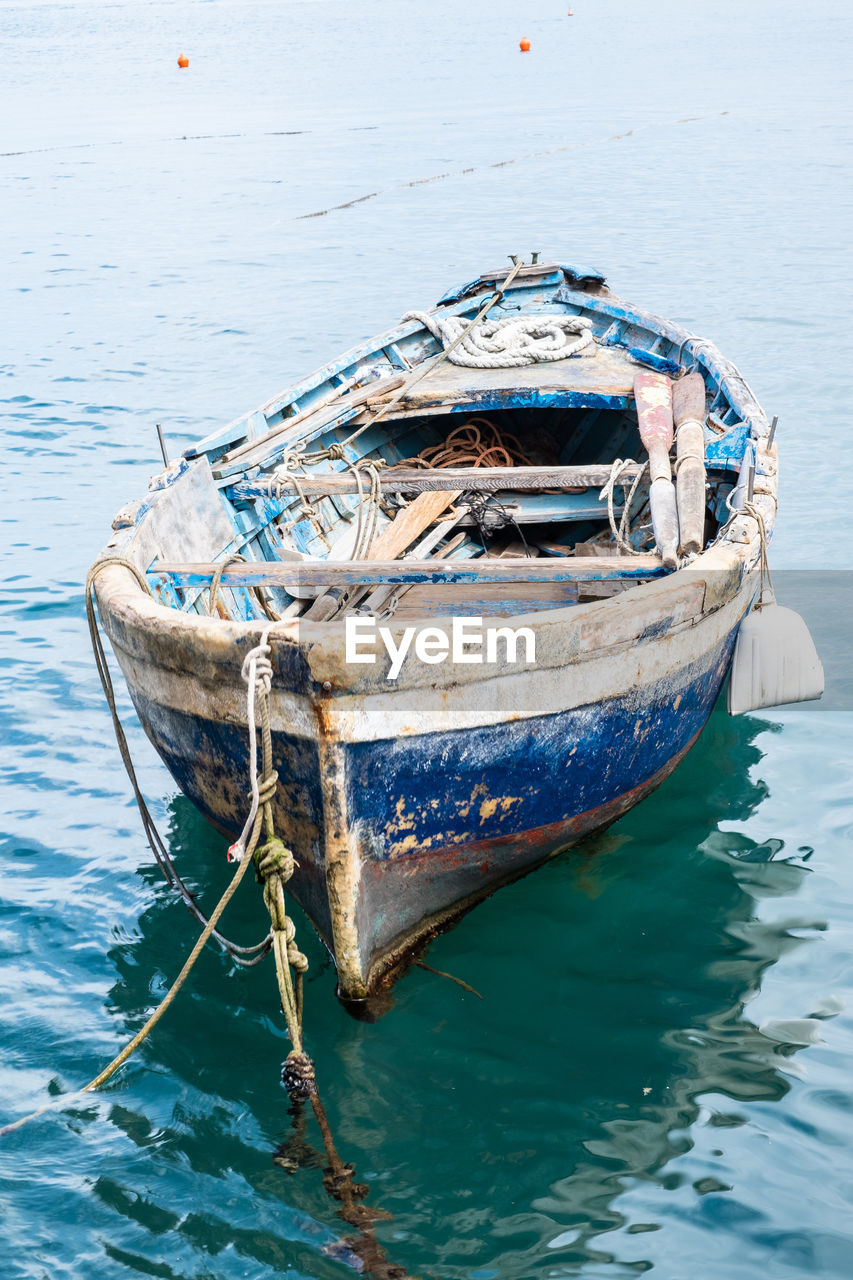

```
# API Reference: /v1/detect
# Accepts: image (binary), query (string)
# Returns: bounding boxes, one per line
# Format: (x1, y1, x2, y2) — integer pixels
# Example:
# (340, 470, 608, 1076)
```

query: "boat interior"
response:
(139, 287, 756, 626)
(145, 409, 746, 627)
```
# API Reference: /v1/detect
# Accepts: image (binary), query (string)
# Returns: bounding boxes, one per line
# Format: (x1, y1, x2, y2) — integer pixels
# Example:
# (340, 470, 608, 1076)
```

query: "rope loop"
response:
(208, 554, 246, 617)
(278, 444, 308, 473)
(241, 639, 273, 694)
(599, 458, 649, 555)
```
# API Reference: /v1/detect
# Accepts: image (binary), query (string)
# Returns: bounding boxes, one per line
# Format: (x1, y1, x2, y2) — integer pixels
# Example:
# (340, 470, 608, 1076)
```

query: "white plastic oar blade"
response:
(728, 601, 825, 715)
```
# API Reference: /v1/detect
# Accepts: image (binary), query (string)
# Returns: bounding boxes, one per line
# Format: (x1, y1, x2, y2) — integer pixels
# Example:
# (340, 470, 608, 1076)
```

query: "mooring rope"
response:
(7, 590, 416, 1276)
(3, 617, 315, 1123)
(85, 557, 273, 963)
(0, 621, 279, 1136)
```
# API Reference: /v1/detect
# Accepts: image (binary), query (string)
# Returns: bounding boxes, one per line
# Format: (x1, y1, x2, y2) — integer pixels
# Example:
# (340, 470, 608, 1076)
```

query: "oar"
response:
(633, 372, 679, 569)
(672, 371, 707, 555)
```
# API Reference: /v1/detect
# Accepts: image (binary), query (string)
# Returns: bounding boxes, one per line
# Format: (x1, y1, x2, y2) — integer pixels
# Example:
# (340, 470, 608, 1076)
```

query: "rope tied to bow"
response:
(83, 556, 273, 964)
(15, 559, 418, 1278)
(401, 310, 595, 368)
(254, 833, 310, 1062)
(234, 631, 311, 1073)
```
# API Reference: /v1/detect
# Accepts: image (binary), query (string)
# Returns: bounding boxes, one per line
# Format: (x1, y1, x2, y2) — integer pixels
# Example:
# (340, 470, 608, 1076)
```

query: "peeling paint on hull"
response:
(109, 605, 737, 997)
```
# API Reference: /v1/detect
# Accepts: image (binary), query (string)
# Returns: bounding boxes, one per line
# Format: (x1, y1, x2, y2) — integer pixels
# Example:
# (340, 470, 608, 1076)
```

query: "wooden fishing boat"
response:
(92, 258, 804, 1003)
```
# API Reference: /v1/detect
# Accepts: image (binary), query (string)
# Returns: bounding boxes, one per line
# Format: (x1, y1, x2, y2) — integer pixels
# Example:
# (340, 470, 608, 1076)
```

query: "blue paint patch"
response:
(127, 683, 333, 943)
(432, 388, 631, 413)
(344, 636, 735, 860)
(706, 420, 750, 469)
(627, 347, 683, 378)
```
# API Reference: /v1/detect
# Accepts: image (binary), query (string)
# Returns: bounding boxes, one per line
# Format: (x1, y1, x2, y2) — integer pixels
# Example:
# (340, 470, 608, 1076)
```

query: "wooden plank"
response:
(150, 553, 664, 590)
(358, 525, 469, 618)
(363, 489, 462, 560)
(344, 390, 633, 424)
(390, 582, 579, 621)
(300, 488, 462, 621)
(228, 463, 644, 499)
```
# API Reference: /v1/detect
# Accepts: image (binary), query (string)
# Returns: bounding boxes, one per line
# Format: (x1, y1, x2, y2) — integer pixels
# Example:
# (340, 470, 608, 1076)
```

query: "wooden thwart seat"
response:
(149, 554, 664, 592)
(228, 462, 644, 499)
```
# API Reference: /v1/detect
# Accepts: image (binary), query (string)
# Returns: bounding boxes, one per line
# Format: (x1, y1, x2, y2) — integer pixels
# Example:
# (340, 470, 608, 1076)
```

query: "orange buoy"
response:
(177, 53, 189, 68)
(519, 37, 531, 52)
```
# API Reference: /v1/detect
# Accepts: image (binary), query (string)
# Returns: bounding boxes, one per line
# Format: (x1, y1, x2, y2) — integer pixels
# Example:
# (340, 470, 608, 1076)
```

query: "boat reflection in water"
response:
(98, 704, 825, 1278)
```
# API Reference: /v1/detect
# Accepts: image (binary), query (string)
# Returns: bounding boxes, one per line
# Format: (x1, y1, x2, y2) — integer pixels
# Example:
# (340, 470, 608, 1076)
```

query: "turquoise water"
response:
(2, 1, 852, 1276)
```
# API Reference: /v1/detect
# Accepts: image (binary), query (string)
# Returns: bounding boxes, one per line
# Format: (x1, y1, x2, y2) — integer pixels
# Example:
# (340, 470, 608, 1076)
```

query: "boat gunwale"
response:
(93, 541, 752, 696)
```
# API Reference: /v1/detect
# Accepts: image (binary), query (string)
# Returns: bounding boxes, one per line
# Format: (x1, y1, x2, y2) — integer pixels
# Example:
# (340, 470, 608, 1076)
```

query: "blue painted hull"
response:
(124, 625, 735, 995)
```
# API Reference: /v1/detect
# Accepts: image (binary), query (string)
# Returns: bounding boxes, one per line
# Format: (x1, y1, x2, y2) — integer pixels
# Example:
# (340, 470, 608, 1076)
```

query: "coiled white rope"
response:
(402, 310, 595, 368)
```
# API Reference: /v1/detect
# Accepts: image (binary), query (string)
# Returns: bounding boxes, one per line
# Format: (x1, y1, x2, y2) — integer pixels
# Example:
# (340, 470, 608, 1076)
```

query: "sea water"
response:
(2, 2, 853, 1276)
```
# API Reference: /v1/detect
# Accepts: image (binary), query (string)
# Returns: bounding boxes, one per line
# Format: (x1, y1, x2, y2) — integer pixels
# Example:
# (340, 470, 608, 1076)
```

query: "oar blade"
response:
(728, 600, 825, 714)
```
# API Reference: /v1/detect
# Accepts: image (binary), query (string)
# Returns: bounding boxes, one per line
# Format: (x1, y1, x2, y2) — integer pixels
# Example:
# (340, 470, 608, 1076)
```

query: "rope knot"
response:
(241, 639, 273, 694)
(281, 1051, 317, 1100)
(278, 445, 307, 473)
(326, 443, 346, 461)
(257, 769, 278, 807)
(323, 1162, 370, 1202)
(254, 835, 296, 884)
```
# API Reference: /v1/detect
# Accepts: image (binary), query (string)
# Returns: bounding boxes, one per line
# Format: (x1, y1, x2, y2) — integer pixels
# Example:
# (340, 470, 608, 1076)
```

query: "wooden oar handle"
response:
(672, 371, 706, 427)
(672, 373, 707, 555)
